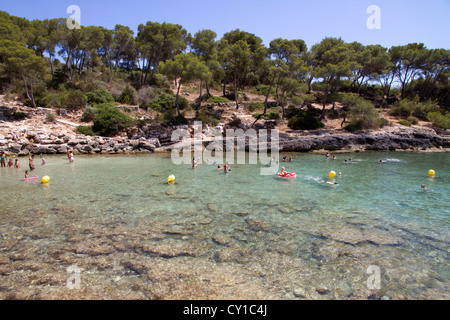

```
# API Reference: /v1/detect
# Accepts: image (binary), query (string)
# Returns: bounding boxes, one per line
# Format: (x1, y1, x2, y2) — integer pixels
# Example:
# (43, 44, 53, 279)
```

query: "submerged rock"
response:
(213, 247, 245, 263)
(245, 218, 270, 232)
(322, 228, 404, 246)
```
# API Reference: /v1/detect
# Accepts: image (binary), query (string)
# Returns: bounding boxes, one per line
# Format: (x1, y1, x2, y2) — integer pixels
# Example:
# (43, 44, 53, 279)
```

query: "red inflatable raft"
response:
(277, 172, 296, 178)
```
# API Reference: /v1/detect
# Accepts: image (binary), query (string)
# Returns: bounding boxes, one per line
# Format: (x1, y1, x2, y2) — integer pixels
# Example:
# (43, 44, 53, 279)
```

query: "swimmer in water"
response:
(217, 165, 222, 170)
(29, 155, 35, 171)
(25, 170, 29, 179)
(319, 180, 338, 185)
(421, 184, 428, 191)
(379, 159, 387, 163)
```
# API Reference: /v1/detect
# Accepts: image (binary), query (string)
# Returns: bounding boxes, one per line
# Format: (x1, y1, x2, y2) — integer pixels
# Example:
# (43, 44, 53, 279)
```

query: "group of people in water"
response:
(1, 147, 75, 180)
(1, 152, 20, 169)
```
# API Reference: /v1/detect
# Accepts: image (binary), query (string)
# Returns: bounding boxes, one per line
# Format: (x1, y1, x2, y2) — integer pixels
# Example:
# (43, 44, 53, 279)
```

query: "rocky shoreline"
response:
(1, 124, 448, 157)
(1, 103, 449, 156)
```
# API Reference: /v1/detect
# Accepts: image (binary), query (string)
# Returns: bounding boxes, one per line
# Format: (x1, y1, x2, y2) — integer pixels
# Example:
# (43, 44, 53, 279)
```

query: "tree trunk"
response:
(264, 78, 275, 115)
(22, 74, 36, 108)
(223, 72, 229, 97)
(199, 79, 202, 107)
(357, 75, 366, 95)
(175, 81, 182, 116)
(49, 52, 54, 76)
(234, 73, 239, 109)
(205, 82, 211, 98)
(149, 50, 162, 85)
(320, 86, 329, 120)
(341, 113, 347, 127)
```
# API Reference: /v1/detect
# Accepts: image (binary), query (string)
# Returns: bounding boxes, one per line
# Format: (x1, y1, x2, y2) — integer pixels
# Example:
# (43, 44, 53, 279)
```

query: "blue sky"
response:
(2, 0, 449, 49)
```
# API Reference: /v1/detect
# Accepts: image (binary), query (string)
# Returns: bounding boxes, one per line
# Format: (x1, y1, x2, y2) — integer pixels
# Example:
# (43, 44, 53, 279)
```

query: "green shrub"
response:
(389, 98, 438, 120)
(81, 105, 97, 122)
(174, 114, 188, 125)
(245, 102, 265, 112)
(427, 111, 450, 129)
(253, 112, 280, 120)
(288, 108, 324, 130)
(12, 111, 27, 120)
(42, 92, 63, 108)
(346, 98, 379, 130)
(147, 94, 175, 112)
(116, 85, 137, 105)
(344, 121, 363, 132)
(65, 90, 87, 110)
(196, 106, 220, 125)
(376, 118, 390, 128)
(92, 103, 134, 137)
(207, 96, 230, 103)
(398, 120, 411, 126)
(84, 88, 114, 105)
(253, 85, 275, 96)
(407, 116, 419, 125)
(45, 112, 55, 123)
(137, 86, 156, 107)
(76, 125, 95, 136)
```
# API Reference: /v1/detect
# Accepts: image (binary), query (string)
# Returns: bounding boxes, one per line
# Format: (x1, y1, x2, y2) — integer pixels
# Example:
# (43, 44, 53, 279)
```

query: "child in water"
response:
(41, 156, 47, 165)
(0, 152, 6, 167)
(15, 159, 20, 168)
(25, 170, 29, 179)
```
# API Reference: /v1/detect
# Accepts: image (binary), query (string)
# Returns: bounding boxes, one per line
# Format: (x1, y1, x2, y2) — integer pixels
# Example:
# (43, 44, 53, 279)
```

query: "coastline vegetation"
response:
(0, 10, 449, 136)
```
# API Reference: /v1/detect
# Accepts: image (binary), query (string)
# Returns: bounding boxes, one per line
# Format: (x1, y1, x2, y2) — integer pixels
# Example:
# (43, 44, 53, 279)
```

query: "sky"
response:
(1, 0, 449, 49)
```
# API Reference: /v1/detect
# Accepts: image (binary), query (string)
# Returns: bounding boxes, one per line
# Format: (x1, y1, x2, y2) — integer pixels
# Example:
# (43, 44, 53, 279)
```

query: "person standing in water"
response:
(1, 152, 6, 168)
(15, 159, 20, 168)
(29, 155, 35, 171)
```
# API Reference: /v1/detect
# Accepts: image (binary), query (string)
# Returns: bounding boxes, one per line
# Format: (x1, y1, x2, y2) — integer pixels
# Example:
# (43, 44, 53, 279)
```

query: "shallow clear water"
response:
(0, 151, 449, 299)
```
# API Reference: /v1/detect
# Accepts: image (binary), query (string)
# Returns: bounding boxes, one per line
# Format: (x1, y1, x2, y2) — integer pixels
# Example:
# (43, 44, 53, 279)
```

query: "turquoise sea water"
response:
(0, 151, 449, 299)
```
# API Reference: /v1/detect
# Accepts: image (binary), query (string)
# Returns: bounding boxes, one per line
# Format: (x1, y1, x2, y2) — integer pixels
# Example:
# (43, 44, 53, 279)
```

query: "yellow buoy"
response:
(41, 176, 50, 184)
(428, 169, 436, 176)
(329, 171, 336, 178)
(168, 175, 175, 183)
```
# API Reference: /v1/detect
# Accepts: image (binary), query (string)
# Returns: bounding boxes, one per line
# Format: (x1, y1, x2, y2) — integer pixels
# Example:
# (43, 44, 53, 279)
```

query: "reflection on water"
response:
(0, 151, 449, 299)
